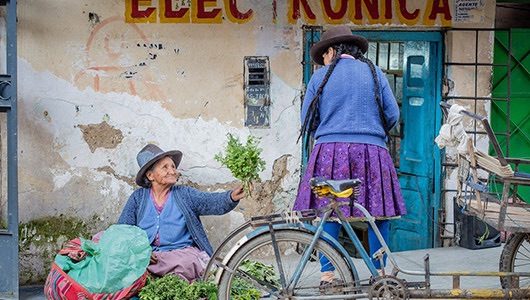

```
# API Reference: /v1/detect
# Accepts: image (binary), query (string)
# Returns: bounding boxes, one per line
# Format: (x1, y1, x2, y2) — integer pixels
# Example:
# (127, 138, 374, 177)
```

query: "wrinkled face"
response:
(146, 156, 179, 187)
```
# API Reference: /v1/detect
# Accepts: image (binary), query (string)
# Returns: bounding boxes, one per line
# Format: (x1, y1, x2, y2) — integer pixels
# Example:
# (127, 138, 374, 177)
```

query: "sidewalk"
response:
(368, 244, 504, 290)
(15, 245, 505, 299)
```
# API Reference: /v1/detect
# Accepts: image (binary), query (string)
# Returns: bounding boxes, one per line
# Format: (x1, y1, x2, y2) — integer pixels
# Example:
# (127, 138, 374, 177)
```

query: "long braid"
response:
(297, 51, 341, 143)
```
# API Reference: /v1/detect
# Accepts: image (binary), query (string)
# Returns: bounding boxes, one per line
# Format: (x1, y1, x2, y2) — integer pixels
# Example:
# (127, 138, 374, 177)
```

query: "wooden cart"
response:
(440, 102, 530, 289)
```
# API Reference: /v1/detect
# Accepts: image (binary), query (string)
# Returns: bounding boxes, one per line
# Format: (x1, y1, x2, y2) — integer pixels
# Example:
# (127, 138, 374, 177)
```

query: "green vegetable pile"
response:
(138, 275, 217, 300)
(239, 260, 280, 288)
(137, 260, 279, 300)
(215, 133, 266, 196)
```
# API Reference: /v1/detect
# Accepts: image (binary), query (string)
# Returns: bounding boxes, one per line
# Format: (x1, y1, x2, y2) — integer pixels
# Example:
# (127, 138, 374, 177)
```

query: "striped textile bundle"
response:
(43, 235, 149, 300)
(44, 262, 148, 300)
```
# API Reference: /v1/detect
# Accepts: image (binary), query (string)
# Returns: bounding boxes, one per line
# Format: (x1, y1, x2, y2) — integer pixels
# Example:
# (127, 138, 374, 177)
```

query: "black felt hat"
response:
(310, 26, 368, 66)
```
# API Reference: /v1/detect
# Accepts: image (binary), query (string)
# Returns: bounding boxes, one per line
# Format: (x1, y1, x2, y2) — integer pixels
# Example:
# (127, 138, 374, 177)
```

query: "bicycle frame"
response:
(207, 196, 401, 287)
(205, 195, 530, 299)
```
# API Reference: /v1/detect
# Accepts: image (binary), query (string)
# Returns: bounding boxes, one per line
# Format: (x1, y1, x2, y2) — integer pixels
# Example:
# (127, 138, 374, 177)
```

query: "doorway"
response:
(302, 28, 443, 251)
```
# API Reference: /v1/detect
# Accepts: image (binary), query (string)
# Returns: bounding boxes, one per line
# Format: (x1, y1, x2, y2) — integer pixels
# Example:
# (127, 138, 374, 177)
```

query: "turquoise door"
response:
(392, 39, 442, 251)
(303, 29, 443, 251)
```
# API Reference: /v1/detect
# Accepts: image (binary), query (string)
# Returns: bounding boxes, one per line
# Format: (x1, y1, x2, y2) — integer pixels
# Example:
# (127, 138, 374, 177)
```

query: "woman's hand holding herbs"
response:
(215, 133, 265, 197)
(230, 184, 247, 202)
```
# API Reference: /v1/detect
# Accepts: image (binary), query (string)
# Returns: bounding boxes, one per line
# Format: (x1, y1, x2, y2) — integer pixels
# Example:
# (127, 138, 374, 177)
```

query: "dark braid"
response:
(297, 50, 340, 143)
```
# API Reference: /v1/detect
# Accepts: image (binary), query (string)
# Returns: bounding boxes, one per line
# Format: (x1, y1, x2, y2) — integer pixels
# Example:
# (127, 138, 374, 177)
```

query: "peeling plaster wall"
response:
(15, 1, 303, 284)
(17, 2, 303, 216)
(10, 0, 500, 283)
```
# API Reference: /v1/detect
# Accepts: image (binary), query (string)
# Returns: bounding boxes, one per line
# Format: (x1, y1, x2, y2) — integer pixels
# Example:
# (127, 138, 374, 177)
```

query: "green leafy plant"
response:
(215, 133, 266, 196)
(137, 260, 278, 300)
(229, 280, 262, 300)
(138, 274, 217, 300)
(240, 259, 280, 288)
(225, 260, 279, 300)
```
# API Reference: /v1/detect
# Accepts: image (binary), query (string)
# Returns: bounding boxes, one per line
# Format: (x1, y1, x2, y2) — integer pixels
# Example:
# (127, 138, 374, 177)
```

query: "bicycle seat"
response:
(309, 177, 361, 194)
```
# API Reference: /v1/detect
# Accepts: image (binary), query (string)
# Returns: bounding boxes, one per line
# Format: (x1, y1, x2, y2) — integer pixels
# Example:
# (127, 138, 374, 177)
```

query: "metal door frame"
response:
(0, 0, 19, 298)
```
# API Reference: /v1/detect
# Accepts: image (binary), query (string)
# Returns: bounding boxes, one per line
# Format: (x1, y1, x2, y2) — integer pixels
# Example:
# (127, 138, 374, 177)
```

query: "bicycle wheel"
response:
(217, 229, 356, 299)
(499, 232, 530, 288)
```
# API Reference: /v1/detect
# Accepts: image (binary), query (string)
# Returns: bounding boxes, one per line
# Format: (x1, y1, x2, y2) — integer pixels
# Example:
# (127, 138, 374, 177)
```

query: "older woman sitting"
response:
(117, 143, 245, 282)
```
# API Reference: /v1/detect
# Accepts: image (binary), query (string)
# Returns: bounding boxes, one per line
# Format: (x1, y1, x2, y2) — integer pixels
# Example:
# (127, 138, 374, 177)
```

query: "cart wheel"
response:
(499, 232, 530, 288)
(369, 275, 409, 300)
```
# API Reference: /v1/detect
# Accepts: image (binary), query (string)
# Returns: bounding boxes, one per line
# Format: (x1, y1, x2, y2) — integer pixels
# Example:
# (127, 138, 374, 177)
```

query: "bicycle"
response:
(202, 177, 530, 299)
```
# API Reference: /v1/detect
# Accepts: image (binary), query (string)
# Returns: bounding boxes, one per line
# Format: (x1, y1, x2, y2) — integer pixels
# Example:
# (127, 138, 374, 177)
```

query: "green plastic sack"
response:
(55, 224, 151, 294)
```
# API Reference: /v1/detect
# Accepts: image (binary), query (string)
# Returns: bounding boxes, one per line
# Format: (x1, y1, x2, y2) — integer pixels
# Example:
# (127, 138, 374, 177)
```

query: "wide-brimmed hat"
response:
(135, 144, 183, 187)
(310, 26, 368, 66)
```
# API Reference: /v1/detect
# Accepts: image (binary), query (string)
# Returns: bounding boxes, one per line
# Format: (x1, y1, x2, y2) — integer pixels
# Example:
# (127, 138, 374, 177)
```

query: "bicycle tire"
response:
(218, 229, 356, 299)
(499, 232, 530, 288)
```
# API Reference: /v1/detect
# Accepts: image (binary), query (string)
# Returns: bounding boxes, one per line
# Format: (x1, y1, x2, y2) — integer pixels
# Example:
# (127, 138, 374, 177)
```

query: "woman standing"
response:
(293, 26, 407, 285)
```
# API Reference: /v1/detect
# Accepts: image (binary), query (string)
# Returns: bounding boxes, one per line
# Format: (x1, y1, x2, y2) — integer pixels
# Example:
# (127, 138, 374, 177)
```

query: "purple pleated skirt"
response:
(293, 142, 406, 219)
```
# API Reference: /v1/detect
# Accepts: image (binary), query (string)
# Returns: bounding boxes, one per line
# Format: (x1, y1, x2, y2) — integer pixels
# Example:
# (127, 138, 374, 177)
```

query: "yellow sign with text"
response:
(125, 0, 454, 26)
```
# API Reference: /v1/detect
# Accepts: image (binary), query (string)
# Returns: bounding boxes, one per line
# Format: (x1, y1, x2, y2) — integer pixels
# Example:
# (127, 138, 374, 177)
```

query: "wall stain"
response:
(243, 154, 292, 217)
(97, 165, 136, 187)
(88, 12, 100, 26)
(77, 121, 123, 153)
(43, 110, 51, 122)
(74, 16, 167, 100)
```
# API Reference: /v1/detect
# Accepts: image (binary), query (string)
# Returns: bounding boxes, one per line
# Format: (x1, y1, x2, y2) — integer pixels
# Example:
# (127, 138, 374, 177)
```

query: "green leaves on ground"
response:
(138, 274, 217, 300)
(137, 259, 279, 300)
(215, 133, 266, 196)
(240, 259, 280, 288)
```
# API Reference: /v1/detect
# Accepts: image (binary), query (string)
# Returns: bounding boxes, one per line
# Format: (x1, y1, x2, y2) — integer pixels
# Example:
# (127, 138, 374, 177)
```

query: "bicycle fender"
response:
(213, 223, 359, 284)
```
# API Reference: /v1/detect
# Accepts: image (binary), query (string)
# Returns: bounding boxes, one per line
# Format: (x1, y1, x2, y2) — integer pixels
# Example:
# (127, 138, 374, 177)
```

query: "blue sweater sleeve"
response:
(117, 190, 139, 225)
(173, 186, 239, 255)
(179, 186, 238, 215)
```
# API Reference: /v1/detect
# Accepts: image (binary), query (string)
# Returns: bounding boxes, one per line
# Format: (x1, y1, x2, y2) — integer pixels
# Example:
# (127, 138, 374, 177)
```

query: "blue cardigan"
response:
(301, 57, 400, 148)
(117, 185, 239, 256)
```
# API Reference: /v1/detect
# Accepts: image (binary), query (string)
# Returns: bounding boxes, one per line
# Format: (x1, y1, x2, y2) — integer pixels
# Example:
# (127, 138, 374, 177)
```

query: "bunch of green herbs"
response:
(215, 133, 266, 196)
(224, 260, 279, 300)
(138, 275, 217, 300)
(138, 259, 278, 300)
(240, 259, 280, 288)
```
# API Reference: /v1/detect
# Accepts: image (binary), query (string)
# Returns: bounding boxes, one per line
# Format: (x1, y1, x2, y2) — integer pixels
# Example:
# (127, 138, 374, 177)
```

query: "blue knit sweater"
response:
(117, 185, 238, 256)
(301, 57, 400, 148)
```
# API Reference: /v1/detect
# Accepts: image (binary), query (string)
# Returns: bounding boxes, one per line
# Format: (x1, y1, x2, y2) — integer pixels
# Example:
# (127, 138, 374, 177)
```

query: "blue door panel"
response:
(390, 175, 433, 251)
(400, 41, 436, 178)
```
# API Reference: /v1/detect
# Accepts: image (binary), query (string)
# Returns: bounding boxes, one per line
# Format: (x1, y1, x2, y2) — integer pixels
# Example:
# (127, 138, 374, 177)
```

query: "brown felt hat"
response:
(135, 144, 183, 187)
(310, 26, 368, 66)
